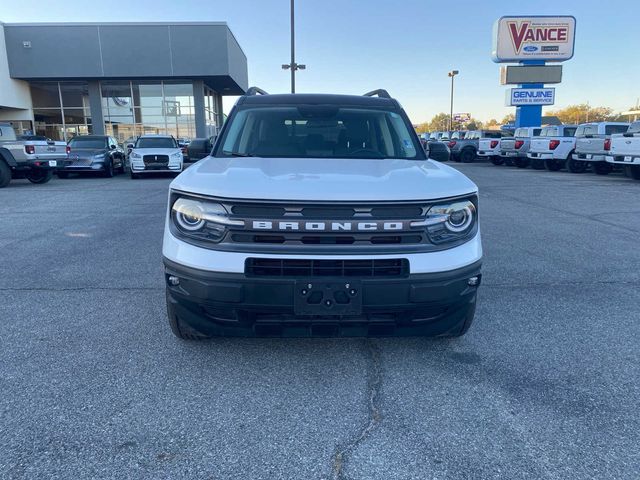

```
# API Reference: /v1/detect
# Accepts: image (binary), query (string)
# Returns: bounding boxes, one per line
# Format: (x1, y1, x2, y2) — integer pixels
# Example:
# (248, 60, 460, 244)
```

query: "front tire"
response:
(460, 149, 476, 163)
(103, 160, 114, 178)
(26, 169, 54, 184)
(0, 160, 11, 188)
(530, 158, 545, 170)
(491, 156, 504, 166)
(567, 157, 587, 173)
(545, 159, 561, 171)
(625, 165, 640, 180)
(593, 162, 612, 175)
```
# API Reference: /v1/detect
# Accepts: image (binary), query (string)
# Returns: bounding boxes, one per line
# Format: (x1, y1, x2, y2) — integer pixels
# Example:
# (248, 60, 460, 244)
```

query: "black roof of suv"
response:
(237, 91, 401, 109)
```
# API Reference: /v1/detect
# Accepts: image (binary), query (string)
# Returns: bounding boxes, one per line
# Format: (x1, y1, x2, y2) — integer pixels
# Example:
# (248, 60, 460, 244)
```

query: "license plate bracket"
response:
(294, 279, 363, 316)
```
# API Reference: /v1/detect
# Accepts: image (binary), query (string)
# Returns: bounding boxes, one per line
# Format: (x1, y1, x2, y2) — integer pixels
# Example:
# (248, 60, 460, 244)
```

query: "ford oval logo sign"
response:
(523, 45, 539, 52)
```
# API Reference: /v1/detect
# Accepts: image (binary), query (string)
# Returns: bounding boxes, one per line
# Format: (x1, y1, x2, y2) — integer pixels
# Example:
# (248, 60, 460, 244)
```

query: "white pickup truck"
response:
(477, 132, 512, 164)
(527, 125, 578, 171)
(568, 122, 629, 175)
(606, 121, 640, 180)
(0, 124, 68, 188)
(499, 127, 542, 168)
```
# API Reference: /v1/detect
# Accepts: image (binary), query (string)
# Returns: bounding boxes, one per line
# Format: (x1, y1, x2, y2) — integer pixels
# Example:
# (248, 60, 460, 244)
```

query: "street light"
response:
(282, 0, 306, 93)
(448, 70, 459, 131)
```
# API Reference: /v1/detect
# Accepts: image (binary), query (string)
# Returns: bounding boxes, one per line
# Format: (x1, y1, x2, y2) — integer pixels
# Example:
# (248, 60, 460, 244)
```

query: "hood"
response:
(170, 157, 477, 201)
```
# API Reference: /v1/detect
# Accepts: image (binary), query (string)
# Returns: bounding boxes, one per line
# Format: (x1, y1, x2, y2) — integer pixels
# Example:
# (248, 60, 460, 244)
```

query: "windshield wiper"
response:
(223, 150, 255, 157)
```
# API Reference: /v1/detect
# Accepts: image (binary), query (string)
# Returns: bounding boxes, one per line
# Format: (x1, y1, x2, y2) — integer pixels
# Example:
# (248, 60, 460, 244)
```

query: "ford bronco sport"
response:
(162, 88, 482, 338)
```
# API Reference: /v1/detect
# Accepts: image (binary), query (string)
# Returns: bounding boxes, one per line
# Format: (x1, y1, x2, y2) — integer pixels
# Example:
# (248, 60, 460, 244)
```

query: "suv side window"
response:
(563, 127, 577, 137)
(605, 125, 629, 135)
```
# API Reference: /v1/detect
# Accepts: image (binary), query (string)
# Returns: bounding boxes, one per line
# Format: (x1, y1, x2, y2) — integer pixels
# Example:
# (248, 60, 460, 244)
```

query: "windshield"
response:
(217, 106, 423, 159)
(68, 137, 107, 149)
(135, 137, 177, 149)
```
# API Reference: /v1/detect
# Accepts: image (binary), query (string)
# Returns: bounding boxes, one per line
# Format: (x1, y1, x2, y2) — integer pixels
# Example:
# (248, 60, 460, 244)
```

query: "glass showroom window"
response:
(31, 82, 92, 141)
(163, 81, 195, 140)
(101, 81, 136, 145)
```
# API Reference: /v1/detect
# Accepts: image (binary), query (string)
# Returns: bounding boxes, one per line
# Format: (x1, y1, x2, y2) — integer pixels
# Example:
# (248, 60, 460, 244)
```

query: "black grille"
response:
(245, 258, 409, 277)
(143, 154, 169, 165)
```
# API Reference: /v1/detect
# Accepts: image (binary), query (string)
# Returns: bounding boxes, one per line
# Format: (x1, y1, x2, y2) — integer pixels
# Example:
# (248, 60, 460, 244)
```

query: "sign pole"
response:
(515, 60, 545, 128)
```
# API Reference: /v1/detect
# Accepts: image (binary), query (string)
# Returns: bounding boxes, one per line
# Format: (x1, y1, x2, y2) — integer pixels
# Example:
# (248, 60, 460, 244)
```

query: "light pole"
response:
(448, 70, 459, 131)
(281, 0, 305, 93)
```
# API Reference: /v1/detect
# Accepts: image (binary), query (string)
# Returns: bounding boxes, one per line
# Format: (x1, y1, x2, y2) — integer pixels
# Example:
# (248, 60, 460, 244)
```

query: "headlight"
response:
(131, 152, 141, 159)
(171, 152, 183, 158)
(415, 199, 477, 244)
(170, 196, 242, 243)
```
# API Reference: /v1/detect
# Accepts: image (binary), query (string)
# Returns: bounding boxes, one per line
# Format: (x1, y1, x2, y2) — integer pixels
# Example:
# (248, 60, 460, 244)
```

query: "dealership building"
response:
(0, 21, 248, 142)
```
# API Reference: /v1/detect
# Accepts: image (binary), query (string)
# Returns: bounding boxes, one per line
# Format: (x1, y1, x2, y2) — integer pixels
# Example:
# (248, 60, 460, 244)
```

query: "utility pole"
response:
(281, 0, 305, 93)
(448, 70, 459, 131)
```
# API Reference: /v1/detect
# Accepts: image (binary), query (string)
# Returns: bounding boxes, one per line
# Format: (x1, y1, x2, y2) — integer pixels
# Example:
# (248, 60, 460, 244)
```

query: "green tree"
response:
(500, 113, 515, 125)
(547, 104, 614, 124)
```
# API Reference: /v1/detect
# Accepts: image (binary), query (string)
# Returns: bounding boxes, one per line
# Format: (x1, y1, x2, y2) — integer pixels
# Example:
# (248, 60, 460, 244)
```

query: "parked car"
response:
(0, 123, 67, 188)
(477, 132, 513, 164)
(426, 140, 450, 162)
(162, 87, 482, 339)
(449, 130, 506, 163)
(185, 137, 215, 164)
(606, 121, 640, 180)
(58, 135, 126, 178)
(499, 127, 542, 168)
(527, 125, 578, 171)
(177, 138, 191, 162)
(429, 131, 449, 142)
(128, 135, 183, 179)
(568, 122, 629, 175)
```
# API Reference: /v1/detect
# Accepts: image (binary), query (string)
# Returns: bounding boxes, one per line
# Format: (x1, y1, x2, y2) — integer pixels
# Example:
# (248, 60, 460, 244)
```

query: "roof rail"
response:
(245, 87, 269, 96)
(363, 89, 391, 99)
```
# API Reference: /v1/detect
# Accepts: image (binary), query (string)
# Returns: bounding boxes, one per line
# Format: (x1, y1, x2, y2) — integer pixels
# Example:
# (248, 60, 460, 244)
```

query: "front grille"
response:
(69, 158, 93, 166)
(143, 154, 169, 165)
(223, 200, 429, 247)
(245, 258, 409, 277)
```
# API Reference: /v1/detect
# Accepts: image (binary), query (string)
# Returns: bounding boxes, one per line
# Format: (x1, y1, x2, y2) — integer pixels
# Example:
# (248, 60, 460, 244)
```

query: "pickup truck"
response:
(0, 123, 68, 188)
(162, 88, 482, 339)
(568, 122, 629, 175)
(606, 121, 640, 180)
(527, 125, 578, 171)
(499, 127, 542, 168)
(477, 132, 512, 164)
(449, 130, 506, 163)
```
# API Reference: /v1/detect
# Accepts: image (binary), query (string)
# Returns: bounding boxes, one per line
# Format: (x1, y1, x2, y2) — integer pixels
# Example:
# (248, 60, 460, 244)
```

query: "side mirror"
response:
(126, 143, 134, 149)
(110, 144, 117, 149)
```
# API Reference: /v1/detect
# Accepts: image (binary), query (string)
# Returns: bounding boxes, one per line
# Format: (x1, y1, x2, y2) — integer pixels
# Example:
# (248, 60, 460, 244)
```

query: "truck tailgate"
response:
(31, 141, 68, 159)
(500, 138, 516, 151)
(610, 134, 640, 156)
(530, 137, 551, 153)
(576, 137, 606, 155)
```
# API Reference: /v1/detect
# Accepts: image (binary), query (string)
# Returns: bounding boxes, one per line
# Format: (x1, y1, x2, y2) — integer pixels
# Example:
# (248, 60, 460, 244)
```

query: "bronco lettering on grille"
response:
(249, 220, 408, 232)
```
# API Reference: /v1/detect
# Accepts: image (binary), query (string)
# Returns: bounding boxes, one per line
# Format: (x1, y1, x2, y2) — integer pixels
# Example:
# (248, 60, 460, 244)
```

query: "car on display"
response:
(185, 137, 215, 164)
(162, 88, 482, 339)
(606, 121, 640, 180)
(0, 123, 68, 188)
(449, 130, 506, 163)
(499, 127, 542, 168)
(568, 122, 630, 175)
(527, 125, 578, 171)
(128, 135, 184, 179)
(58, 135, 126, 178)
(477, 132, 512, 163)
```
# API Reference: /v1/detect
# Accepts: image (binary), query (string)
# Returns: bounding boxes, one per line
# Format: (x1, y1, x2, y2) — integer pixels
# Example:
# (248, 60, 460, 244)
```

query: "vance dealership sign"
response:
(492, 16, 576, 63)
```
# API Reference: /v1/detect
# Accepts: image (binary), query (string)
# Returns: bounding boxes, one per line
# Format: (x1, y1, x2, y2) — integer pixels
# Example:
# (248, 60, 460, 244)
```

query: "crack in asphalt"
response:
(330, 339, 383, 480)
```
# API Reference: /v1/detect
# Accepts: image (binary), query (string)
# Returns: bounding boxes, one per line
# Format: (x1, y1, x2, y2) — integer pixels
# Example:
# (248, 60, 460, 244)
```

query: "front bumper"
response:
(131, 163, 182, 173)
(164, 257, 481, 337)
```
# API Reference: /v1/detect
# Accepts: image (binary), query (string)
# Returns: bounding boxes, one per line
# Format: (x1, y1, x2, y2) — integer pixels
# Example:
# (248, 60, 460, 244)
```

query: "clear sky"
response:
(2, 0, 638, 124)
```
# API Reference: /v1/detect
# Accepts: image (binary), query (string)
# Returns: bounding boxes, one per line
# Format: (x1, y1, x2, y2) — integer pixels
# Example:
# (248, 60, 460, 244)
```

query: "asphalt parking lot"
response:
(1, 164, 639, 480)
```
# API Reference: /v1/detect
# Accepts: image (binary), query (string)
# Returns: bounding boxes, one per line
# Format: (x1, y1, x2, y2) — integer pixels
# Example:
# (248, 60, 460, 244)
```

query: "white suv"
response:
(162, 88, 482, 339)
(129, 135, 183, 179)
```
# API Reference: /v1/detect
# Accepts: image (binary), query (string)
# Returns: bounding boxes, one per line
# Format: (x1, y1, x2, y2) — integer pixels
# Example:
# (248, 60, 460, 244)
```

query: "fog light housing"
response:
(467, 276, 480, 287)
(168, 275, 180, 286)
